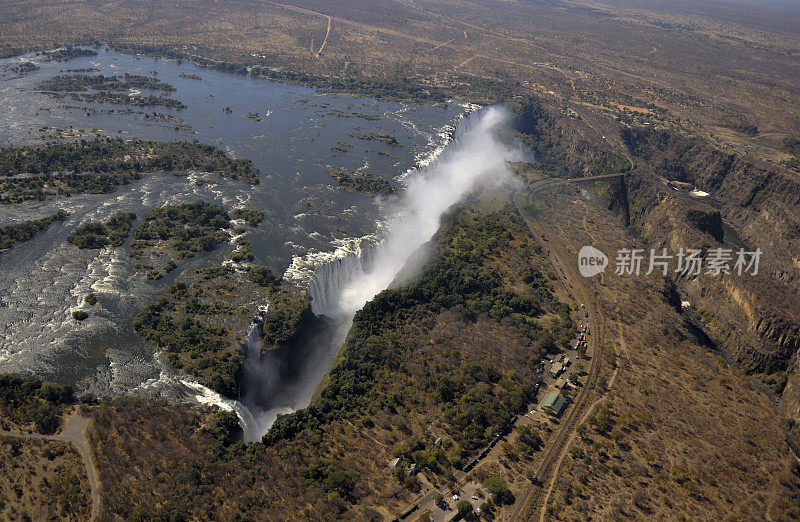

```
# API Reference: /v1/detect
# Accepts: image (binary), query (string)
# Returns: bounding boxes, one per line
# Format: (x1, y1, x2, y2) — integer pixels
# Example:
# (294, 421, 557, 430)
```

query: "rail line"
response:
(509, 180, 604, 520)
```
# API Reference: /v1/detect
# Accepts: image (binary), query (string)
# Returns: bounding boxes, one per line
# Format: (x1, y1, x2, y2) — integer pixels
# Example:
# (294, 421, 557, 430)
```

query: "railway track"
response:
(510, 181, 604, 520)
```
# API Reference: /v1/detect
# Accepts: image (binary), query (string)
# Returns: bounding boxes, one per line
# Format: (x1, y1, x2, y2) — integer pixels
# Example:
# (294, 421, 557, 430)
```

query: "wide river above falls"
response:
(0, 47, 468, 402)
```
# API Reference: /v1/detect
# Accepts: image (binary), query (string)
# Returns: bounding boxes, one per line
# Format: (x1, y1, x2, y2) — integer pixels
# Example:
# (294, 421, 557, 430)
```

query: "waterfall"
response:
(238, 304, 297, 442)
(307, 243, 376, 317)
(234, 105, 522, 442)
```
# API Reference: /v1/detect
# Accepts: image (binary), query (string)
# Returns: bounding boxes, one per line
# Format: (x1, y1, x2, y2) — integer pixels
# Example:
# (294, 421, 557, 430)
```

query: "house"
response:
(541, 392, 567, 417)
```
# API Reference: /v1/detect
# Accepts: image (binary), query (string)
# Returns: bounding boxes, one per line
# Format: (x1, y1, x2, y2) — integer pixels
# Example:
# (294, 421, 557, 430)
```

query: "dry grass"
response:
(1, 0, 798, 145)
(0, 435, 91, 521)
(522, 181, 800, 520)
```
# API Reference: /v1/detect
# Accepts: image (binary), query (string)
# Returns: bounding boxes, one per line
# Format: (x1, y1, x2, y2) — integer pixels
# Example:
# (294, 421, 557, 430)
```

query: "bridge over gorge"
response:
(566, 173, 630, 226)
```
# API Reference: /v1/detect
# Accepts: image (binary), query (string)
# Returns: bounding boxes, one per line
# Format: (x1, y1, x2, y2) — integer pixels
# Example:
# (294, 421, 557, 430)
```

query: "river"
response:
(0, 47, 467, 404)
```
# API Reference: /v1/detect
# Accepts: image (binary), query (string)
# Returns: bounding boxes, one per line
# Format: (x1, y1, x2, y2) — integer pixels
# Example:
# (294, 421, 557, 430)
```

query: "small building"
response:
(388, 457, 401, 471)
(563, 356, 571, 367)
(553, 377, 566, 390)
(549, 362, 564, 378)
(541, 392, 567, 417)
(407, 463, 420, 476)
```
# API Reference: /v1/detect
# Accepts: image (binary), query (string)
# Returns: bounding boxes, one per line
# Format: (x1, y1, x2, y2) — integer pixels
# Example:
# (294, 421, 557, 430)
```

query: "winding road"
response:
(0, 410, 100, 520)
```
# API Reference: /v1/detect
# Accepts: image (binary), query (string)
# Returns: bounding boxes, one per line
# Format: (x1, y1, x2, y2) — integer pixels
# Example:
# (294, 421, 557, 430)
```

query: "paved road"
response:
(509, 182, 603, 521)
(0, 410, 100, 520)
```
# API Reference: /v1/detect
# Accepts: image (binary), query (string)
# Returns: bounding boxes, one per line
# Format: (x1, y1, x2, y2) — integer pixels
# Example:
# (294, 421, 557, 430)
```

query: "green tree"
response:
(457, 500, 473, 517)
(483, 475, 515, 505)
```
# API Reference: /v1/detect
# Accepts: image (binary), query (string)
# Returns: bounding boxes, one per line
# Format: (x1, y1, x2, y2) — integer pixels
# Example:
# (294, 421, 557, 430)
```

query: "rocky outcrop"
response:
(619, 125, 800, 441)
(684, 207, 724, 243)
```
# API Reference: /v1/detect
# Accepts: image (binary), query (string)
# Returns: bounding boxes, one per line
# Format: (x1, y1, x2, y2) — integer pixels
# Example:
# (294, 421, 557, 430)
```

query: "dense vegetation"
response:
(352, 132, 401, 146)
(248, 265, 282, 288)
(0, 210, 68, 250)
(130, 201, 231, 258)
(233, 207, 264, 227)
(261, 298, 315, 351)
(5, 61, 39, 74)
(328, 168, 395, 195)
(0, 374, 74, 434)
(38, 70, 184, 108)
(67, 210, 136, 249)
(0, 140, 259, 203)
(265, 207, 566, 457)
(134, 284, 242, 397)
(38, 73, 176, 93)
(134, 262, 310, 395)
(324, 110, 381, 121)
(79, 92, 186, 108)
(40, 47, 97, 62)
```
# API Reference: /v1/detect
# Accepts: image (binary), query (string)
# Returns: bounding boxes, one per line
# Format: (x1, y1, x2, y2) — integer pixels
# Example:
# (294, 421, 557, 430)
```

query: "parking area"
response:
(424, 482, 488, 521)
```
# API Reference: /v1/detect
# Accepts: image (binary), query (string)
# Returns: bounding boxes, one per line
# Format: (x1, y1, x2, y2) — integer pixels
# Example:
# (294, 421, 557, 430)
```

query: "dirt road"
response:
(316, 15, 332, 57)
(0, 410, 100, 520)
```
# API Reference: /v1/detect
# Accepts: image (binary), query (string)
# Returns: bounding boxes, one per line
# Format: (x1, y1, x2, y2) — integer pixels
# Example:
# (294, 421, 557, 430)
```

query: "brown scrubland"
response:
(1, 0, 799, 518)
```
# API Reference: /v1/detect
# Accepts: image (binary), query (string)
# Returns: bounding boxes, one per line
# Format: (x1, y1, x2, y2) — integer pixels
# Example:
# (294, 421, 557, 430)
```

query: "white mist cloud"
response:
(334, 105, 523, 316)
(238, 105, 522, 442)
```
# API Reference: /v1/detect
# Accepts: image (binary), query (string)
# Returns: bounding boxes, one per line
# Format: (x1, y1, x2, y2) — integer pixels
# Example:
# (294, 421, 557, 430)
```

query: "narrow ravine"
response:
(236, 105, 523, 442)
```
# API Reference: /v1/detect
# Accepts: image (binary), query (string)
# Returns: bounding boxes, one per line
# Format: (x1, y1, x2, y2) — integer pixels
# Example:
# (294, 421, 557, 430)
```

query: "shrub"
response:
(484, 476, 514, 505)
(457, 500, 473, 517)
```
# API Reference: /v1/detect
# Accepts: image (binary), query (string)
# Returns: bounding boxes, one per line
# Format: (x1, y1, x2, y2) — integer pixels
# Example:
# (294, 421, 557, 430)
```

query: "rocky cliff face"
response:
(511, 96, 800, 468)
(626, 128, 800, 291)
(510, 99, 800, 384)
(622, 126, 800, 452)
